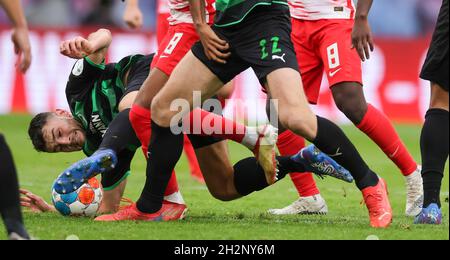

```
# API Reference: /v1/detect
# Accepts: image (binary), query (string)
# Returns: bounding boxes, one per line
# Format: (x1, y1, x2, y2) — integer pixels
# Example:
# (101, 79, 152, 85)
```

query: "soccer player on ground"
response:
(0, 0, 32, 240)
(78, 0, 393, 228)
(415, 0, 449, 225)
(27, 29, 186, 214)
(53, 1, 356, 222)
(269, 0, 423, 217)
(32, 27, 351, 220)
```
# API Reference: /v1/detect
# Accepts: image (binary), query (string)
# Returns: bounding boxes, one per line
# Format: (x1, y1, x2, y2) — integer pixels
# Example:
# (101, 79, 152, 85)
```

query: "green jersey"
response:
(215, 0, 288, 27)
(66, 55, 144, 156)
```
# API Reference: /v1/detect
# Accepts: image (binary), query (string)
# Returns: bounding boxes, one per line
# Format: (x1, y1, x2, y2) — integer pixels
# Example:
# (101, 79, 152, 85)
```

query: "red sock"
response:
(218, 97, 227, 110)
(165, 171, 179, 196)
(184, 135, 204, 180)
(277, 130, 320, 197)
(129, 104, 152, 157)
(184, 109, 248, 144)
(129, 104, 179, 196)
(357, 104, 418, 176)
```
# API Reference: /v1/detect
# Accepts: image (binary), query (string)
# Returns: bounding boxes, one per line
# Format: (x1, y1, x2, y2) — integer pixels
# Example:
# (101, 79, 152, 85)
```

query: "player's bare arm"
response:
(189, 0, 230, 64)
(123, 0, 143, 29)
(0, 0, 32, 73)
(352, 0, 374, 62)
(20, 189, 55, 213)
(60, 28, 112, 64)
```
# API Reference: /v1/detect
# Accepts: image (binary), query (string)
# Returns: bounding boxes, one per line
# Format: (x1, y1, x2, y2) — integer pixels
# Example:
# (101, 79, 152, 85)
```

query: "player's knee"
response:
(210, 190, 235, 201)
(150, 97, 172, 126)
(207, 176, 238, 201)
(333, 88, 368, 124)
(279, 112, 316, 139)
(335, 99, 367, 124)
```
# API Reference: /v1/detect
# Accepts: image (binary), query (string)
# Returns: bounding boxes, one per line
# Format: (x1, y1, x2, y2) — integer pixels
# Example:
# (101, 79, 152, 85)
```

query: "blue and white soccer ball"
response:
(51, 178, 103, 217)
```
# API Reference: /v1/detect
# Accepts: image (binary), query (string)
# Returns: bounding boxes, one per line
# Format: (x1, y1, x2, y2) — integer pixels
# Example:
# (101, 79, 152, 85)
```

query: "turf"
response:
(0, 114, 448, 240)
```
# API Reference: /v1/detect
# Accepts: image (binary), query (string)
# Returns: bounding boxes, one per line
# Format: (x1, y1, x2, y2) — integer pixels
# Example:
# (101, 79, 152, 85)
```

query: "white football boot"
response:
(405, 166, 424, 217)
(252, 125, 279, 185)
(8, 233, 30, 240)
(268, 194, 328, 215)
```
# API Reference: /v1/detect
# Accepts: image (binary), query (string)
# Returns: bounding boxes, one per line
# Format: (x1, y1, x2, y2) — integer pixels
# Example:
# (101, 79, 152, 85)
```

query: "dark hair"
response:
(28, 112, 53, 152)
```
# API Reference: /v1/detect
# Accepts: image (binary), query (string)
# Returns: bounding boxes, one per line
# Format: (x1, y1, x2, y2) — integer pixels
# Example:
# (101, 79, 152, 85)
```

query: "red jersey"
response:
(166, 0, 216, 25)
(158, 0, 170, 14)
(289, 0, 355, 20)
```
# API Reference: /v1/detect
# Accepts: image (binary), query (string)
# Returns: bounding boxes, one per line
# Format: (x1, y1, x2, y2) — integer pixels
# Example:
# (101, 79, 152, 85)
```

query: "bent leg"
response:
(266, 68, 379, 190)
(151, 51, 224, 127)
(332, 82, 418, 176)
(266, 99, 320, 197)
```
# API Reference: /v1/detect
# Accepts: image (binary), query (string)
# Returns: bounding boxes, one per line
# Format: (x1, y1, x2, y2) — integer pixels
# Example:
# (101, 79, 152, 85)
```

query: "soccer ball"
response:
(52, 178, 103, 217)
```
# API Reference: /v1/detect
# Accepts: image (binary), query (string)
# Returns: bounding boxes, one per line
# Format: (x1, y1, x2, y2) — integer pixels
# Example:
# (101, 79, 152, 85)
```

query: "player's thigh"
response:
(195, 141, 241, 201)
(151, 51, 224, 126)
(134, 68, 169, 108)
(266, 69, 317, 139)
(430, 83, 449, 111)
(216, 81, 235, 100)
(228, 9, 316, 137)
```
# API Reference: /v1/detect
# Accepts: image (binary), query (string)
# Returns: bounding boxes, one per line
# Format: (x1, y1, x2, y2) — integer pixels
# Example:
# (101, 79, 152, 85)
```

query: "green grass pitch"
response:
(0, 114, 448, 240)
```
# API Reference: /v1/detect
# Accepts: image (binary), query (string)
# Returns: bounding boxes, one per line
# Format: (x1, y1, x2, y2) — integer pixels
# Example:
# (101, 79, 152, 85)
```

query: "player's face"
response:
(42, 113, 86, 153)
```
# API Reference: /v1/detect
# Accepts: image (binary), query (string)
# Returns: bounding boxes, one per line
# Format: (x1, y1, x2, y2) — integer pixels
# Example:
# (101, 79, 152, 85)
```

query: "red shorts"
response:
(157, 13, 170, 45)
(151, 23, 200, 76)
(291, 19, 362, 104)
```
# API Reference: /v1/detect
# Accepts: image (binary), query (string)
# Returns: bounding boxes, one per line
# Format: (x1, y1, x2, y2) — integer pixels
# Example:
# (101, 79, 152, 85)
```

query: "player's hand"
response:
(351, 17, 374, 62)
(11, 27, 32, 73)
(123, 4, 143, 29)
(197, 24, 230, 64)
(20, 189, 55, 213)
(60, 36, 95, 59)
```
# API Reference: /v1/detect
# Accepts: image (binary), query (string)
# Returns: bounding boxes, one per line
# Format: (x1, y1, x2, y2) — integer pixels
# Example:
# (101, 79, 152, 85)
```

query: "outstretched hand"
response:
(20, 189, 54, 213)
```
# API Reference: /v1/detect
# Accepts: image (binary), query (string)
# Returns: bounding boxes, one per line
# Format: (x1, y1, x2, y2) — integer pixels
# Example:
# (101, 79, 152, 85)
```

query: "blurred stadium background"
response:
(0, 0, 443, 124)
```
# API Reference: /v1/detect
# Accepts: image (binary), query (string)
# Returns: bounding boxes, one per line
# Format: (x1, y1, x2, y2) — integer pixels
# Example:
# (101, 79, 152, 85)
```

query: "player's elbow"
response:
(98, 28, 112, 38)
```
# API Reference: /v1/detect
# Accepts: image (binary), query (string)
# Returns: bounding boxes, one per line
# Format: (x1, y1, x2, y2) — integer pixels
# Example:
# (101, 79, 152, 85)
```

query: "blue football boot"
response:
(292, 145, 354, 183)
(53, 149, 118, 194)
(414, 203, 442, 225)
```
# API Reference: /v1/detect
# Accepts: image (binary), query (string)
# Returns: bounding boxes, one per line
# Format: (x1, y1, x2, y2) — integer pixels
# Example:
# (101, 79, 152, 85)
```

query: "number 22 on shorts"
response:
(260, 37, 282, 60)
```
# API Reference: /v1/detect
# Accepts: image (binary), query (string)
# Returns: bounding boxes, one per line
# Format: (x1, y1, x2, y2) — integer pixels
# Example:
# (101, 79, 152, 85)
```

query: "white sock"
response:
(164, 191, 185, 205)
(241, 126, 258, 150)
